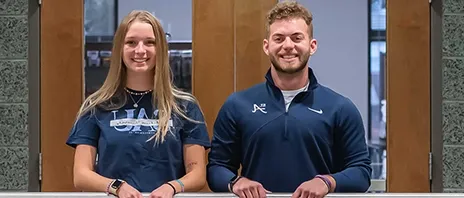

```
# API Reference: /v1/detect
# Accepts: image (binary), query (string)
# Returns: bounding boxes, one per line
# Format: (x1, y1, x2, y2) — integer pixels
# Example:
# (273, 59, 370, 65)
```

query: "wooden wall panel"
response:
(192, 0, 235, 192)
(40, 0, 83, 192)
(235, 0, 277, 91)
(192, 0, 235, 139)
(386, 0, 430, 192)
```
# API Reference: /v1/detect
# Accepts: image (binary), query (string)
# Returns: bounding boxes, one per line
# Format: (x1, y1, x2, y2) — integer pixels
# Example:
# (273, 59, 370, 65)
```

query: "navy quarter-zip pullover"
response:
(207, 68, 372, 193)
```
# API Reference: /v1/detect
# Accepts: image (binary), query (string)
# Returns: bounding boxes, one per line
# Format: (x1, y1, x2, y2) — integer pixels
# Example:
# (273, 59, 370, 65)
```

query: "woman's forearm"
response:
(73, 145, 113, 193)
(174, 144, 207, 193)
(74, 169, 113, 193)
(170, 169, 206, 193)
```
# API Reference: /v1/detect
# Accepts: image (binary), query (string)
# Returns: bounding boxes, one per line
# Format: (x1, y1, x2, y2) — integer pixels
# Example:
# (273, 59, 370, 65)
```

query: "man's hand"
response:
(231, 177, 271, 198)
(291, 177, 329, 198)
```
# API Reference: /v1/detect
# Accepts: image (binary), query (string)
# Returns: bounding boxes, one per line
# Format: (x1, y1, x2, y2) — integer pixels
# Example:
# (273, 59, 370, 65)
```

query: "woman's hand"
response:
(117, 183, 144, 198)
(149, 183, 176, 198)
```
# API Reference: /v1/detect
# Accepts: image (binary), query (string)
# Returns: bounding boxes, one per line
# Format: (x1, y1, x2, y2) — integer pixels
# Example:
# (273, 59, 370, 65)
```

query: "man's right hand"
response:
(117, 182, 144, 198)
(231, 177, 271, 198)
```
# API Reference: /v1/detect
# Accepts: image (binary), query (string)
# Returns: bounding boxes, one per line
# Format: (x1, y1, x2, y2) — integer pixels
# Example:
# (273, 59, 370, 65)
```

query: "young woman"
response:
(66, 10, 210, 198)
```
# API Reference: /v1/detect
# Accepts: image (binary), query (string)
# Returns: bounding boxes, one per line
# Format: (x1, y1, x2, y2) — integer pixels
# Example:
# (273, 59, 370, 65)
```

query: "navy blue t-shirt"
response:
(66, 92, 211, 192)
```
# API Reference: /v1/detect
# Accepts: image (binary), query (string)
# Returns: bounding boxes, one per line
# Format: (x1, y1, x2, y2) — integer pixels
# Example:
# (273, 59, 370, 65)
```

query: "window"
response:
(368, 0, 387, 180)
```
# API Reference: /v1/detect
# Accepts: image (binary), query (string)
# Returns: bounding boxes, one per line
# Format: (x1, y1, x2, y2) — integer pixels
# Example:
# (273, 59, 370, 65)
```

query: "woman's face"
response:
(122, 21, 157, 74)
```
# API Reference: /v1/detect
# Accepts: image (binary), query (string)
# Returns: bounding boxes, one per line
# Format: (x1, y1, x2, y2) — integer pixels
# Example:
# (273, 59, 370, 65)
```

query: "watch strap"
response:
(229, 176, 243, 192)
(108, 179, 125, 196)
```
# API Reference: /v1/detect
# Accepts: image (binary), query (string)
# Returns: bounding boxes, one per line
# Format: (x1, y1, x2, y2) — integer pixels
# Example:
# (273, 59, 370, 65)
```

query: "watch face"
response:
(111, 180, 123, 188)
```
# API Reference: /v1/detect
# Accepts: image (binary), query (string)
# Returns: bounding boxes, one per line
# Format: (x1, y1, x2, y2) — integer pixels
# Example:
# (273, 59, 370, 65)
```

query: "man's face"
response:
(263, 18, 317, 74)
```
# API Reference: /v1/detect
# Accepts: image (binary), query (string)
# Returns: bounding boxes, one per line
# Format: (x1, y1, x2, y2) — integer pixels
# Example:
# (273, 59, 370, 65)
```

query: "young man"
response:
(207, 1, 372, 198)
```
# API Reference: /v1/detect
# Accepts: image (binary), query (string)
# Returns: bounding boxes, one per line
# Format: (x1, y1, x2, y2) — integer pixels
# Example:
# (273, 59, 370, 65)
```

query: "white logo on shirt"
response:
(110, 108, 173, 134)
(252, 103, 267, 114)
(110, 118, 173, 127)
(308, 107, 323, 114)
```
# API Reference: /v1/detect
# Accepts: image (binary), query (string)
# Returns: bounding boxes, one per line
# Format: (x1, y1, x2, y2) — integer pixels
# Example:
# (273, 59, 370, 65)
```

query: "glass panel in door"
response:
(84, 0, 193, 97)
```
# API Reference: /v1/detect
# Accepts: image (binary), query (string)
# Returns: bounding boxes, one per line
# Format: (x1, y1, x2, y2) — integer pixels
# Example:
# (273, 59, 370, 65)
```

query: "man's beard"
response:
(270, 52, 310, 74)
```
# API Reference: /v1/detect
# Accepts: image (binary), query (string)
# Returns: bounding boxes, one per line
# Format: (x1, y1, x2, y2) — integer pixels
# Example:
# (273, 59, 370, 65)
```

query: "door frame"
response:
(28, 0, 41, 192)
(430, 0, 444, 192)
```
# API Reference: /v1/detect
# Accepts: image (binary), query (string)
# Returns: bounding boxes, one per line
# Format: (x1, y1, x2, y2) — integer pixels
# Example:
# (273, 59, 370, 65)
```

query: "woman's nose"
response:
(135, 42, 146, 53)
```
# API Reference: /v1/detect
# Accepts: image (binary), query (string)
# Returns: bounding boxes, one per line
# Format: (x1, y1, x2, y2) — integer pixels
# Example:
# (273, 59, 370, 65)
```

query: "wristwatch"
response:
(228, 175, 243, 192)
(108, 179, 125, 196)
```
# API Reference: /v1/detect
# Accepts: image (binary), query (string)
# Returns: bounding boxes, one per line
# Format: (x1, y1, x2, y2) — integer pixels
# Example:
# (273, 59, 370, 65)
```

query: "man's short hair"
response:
(265, 1, 313, 38)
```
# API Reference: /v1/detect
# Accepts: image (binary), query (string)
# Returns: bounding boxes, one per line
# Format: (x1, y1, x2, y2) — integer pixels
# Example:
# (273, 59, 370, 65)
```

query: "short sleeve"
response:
(181, 101, 211, 149)
(66, 111, 101, 148)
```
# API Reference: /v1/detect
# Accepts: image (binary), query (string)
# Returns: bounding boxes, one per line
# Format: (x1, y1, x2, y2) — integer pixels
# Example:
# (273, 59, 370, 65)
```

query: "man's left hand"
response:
(291, 178, 329, 198)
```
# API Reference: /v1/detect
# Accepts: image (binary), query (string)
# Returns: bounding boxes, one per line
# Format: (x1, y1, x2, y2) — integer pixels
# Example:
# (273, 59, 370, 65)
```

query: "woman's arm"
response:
(169, 144, 207, 192)
(73, 145, 113, 192)
(74, 145, 143, 198)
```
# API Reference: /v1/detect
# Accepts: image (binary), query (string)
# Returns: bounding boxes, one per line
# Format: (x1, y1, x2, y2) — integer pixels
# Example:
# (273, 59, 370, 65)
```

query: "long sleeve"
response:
(331, 98, 372, 192)
(207, 96, 241, 192)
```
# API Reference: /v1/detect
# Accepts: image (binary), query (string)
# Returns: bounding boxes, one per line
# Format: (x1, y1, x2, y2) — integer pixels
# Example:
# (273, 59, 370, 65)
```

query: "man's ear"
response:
(263, 39, 269, 55)
(309, 39, 317, 56)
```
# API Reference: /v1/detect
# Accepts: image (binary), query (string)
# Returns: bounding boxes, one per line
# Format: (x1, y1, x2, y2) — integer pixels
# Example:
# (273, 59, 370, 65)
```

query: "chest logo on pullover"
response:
(252, 103, 267, 114)
(308, 107, 323, 114)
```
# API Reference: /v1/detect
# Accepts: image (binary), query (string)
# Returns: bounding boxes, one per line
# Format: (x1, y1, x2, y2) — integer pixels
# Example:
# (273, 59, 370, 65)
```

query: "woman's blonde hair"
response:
(76, 10, 199, 143)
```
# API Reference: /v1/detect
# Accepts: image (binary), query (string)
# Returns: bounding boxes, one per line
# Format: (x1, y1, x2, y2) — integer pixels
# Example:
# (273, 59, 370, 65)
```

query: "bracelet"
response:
(165, 182, 177, 194)
(315, 175, 332, 192)
(106, 180, 113, 196)
(174, 179, 185, 192)
(229, 176, 243, 193)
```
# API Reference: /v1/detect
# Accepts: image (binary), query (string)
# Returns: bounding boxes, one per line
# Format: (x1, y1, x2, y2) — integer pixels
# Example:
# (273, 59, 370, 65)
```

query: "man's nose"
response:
(282, 37, 294, 49)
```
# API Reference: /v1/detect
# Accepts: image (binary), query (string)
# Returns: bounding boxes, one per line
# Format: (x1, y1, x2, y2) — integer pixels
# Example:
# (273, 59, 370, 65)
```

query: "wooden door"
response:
(386, 0, 431, 192)
(40, 0, 84, 191)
